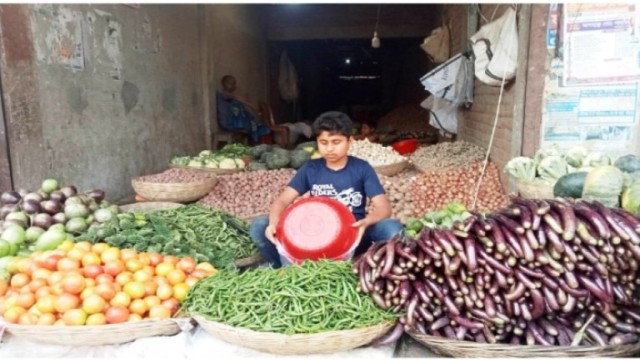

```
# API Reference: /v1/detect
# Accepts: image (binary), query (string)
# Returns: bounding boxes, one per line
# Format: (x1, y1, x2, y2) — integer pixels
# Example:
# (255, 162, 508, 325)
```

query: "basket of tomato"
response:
(0, 239, 217, 345)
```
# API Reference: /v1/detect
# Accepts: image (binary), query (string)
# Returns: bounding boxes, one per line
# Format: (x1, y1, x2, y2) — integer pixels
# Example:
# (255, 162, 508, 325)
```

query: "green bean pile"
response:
(182, 260, 397, 334)
(77, 204, 257, 269)
(155, 205, 257, 260)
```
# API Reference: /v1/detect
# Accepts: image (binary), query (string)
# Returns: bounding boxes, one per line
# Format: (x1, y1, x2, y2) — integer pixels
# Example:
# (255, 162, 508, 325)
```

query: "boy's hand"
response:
(265, 224, 278, 244)
(352, 219, 369, 244)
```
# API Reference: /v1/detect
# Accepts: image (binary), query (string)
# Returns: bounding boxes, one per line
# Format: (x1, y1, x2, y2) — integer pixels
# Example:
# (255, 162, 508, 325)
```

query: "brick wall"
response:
(444, 4, 519, 187)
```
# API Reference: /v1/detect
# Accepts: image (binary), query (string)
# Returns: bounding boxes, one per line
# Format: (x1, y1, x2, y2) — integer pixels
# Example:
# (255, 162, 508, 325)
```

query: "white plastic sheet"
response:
(0, 325, 396, 359)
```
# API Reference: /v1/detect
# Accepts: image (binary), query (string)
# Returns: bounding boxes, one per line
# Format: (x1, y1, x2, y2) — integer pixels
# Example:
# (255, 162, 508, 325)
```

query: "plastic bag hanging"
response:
(278, 51, 299, 103)
(469, 6, 519, 86)
(420, 17, 451, 63)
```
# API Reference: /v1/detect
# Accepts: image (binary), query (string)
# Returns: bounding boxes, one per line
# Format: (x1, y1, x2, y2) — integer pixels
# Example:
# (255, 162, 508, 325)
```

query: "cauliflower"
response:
(188, 159, 204, 168)
(219, 158, 237, 169)
(234, 158, 245, 169)
(204, 159, 219, 169)
(199, 150, 213, 157)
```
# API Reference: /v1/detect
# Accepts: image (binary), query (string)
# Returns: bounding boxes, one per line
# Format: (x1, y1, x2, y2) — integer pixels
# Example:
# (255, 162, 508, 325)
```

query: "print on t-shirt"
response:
(311, 184, 363, 211)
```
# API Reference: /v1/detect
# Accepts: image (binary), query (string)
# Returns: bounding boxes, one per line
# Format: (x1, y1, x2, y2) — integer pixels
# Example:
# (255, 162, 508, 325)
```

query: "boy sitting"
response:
(249, 111, 403, 267)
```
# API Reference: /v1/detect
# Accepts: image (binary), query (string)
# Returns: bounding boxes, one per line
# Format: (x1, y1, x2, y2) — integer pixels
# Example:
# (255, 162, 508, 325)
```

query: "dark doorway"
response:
(268, 37, 432, 126)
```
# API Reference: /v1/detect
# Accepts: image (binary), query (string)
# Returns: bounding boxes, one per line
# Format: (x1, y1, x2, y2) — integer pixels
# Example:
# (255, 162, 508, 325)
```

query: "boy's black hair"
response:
(312, 111, 353, 137)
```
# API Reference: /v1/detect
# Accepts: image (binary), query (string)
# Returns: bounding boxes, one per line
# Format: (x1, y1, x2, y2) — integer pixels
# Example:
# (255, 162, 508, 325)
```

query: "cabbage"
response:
(582, 165, 624, 207)
(564, 146, 588, 168)
(534, 145, 563, 165)
(584, 152, 611, 167)
(536, 155, 568, 183)
(504, 157, 536, 181)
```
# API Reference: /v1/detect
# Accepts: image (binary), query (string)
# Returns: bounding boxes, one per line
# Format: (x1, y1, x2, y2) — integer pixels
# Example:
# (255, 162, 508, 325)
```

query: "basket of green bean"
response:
(183, 261, 397, 355)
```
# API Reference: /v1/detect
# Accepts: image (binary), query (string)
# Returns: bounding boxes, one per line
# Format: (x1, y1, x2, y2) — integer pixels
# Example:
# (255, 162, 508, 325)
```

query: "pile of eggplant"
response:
(356, 197, 640, 347)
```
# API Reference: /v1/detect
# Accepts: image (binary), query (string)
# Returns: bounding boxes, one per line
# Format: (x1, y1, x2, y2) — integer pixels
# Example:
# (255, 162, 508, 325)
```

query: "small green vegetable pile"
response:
(76, 204, 257, 269)
(182, 260, 396, 334)
(405, 201, 472, 238)
(247, 142, 318, 171)
(171, 143, 251, 170)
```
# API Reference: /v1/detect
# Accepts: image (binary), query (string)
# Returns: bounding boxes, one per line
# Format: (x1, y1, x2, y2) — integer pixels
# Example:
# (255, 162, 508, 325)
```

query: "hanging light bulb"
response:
(371, 31, 380, 48)
(371, 5, 381, 49)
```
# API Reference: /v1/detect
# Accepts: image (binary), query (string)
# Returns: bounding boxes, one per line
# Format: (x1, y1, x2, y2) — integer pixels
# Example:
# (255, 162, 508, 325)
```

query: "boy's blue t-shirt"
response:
(287, 156, 385, 220)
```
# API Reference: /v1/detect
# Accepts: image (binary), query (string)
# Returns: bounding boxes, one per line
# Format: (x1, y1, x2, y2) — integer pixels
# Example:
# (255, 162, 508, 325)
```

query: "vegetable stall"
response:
(0, 137, 638, 358)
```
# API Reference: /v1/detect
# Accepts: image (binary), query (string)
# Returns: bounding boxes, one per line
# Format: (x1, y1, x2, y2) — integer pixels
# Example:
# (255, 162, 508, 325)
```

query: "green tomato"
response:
(0, 239, 10, 257)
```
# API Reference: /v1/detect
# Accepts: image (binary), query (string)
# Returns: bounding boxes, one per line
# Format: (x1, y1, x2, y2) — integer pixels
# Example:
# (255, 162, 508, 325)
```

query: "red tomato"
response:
(57, 258, 80, 272)
(95, 273, 114, 285)
(161, 298, 179, 316)
(43, 255, 63, 271)
(94, 283, 116, 301)
(104, 260, 125, 277)
(176, 257, 196, 274)
(54, 293, 81, 314)
(105, 306, 130, 324)
(62, 274, 86, 295)
(83, 264, 104, 279)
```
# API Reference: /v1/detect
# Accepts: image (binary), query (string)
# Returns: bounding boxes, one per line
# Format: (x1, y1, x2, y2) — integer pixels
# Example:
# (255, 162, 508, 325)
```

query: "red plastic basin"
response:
(391, 138, 418, 155)
(276, 197, 358, 262)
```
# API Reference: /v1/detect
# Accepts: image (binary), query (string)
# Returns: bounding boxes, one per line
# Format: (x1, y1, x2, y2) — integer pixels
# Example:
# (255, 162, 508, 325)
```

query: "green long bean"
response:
(182, 260, 397, 334)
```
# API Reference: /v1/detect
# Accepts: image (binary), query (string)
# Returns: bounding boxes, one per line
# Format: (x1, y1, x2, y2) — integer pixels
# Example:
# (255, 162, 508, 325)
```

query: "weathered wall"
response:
(444, 4, 527, 188)
(0, 4, 204, 202)
(203, 4, 268, 139)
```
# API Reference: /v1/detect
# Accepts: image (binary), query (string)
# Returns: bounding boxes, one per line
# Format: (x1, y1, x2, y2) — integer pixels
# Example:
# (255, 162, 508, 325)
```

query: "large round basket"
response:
(131, 177, 218, 203)
(3, 318, 185, 346)
(194, 316, 394, 355)
(408, 331, 640, 358)
(169, 163, 244, 175)
(516, 179, 555, 199)
(119, 201, 185, 213)
(374, 160, 410, 177)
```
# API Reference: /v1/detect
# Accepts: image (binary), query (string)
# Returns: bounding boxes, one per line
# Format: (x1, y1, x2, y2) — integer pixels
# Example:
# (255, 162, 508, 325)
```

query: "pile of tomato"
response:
(0, 240, 216, 326)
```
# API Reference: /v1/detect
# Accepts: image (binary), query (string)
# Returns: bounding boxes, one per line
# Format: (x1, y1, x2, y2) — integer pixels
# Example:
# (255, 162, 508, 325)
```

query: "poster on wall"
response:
(563, 3, 640, 86)
(542, 59, 639, 155)
(546, 4, 559, 50)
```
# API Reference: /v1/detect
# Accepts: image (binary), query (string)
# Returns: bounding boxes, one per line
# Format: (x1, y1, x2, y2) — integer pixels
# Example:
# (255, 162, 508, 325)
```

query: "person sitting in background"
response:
(353, 119, 379, 143)
(216, 75, 270, 143)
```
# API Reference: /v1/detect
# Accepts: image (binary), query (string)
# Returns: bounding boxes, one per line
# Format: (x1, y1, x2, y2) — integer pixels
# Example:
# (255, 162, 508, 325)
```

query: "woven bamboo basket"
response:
(4, 318, 185, 346)
(374, 160, 410, 177)
(131, 177, 218, 203)
(194, 316, 394, 355)
(408, 332, 640, 358)
(516, 179, 555, 199)
(119, 201, 185, 213)
(168, 163, 244, 175)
